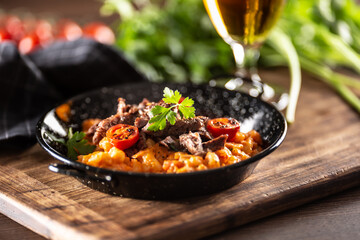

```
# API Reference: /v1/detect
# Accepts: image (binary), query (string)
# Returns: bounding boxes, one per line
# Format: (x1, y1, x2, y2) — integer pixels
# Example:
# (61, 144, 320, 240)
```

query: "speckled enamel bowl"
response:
(36, 82, 287, 200)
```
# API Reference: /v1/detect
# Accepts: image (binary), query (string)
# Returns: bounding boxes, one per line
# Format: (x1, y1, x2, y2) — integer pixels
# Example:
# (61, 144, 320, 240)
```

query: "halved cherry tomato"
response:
(5, 16, 25, 43)
(18, 34, 40, 54)
(35, 20, 54, 46)
(106, 124, 139, 150)
(82, 22, 115, 45)
(207, 118, 240, 142)
(0, 29, 11, 41)
(57, 20, 83, 41)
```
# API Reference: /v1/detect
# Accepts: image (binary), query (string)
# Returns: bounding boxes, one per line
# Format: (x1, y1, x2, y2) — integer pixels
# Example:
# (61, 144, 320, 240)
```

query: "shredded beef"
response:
(117, 98, 130, 115)
(134, 117, 149, 129)
(198, 130, 213, 141)
(143, 116, 208, 138)
(90, 114, 120, 144)
(124, 131, 147, 157)
(202, 135, 228, 152)
(86, 122, 99, 137)
(89, 111, 139, 144)
(86, 97, 229, 156)
(88, 98, 153, 144)
(178, 132, 228, 156)
(159, 136, 183, 152)
(179, 132, 205, 156)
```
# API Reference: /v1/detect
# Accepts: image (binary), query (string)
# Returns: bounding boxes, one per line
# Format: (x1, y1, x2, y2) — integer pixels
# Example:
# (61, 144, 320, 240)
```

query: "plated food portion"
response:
(37, 82, 286, 199)
(78, 87, 263, 173)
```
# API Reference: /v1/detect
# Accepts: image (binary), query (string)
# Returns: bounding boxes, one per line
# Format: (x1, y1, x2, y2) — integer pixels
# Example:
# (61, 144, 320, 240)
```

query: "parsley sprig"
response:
(47, 128, 95, 160)
(66, 128, 96, 160)
(147, 87, 195, 131)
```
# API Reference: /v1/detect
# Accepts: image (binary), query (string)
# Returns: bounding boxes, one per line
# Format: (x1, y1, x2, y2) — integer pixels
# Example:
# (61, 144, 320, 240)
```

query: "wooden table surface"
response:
(1, 186, 359, 240)
(1, 1, 360, 239)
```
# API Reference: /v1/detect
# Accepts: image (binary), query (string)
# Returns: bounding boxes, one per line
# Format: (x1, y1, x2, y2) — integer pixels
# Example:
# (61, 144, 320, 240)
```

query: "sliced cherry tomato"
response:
(82, 22, 115, 45)
(57, 20, 83, 41)
(0, 29, 11, 41)
(35, 20, 54, 46)
(5, 16, 25, 43)
(207, 118, 240, 142)
(18, 34, 40, 54)
(106, 124, 139, 150)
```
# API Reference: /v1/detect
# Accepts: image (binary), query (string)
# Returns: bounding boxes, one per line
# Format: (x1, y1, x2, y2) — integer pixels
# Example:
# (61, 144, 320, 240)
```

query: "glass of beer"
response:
(203, 0, 285, 101)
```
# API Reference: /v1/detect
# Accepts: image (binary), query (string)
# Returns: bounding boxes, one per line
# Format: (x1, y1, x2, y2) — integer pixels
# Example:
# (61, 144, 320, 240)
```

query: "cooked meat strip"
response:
(198, 130, 213, 141)
(88, 98, 154, 144)
(117, 98, 130, 115)
(86, 121, 99, 137)
(134, 116, 149, 129)
(124, 131, 147, 157)
(159, 136, 184, 151)
(143, 116, 208, 138)
(90, 114, 119, 144)
(179, 132, 205, 156)
(137, 98, 151, 112)
(136, 131, 148, 151)
(202, 135, 228, 152)
(117, 98, 150, 115)
(91, 113, 137, 144)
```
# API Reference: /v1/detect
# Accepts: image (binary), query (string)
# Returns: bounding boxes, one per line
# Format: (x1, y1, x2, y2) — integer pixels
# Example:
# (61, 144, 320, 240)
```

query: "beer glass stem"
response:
(229, 42, 263, 97)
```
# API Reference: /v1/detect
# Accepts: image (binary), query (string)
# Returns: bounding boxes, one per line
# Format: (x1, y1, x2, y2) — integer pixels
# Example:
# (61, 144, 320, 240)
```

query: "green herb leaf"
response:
(163, 87, 182, 104)
(66, 129, 95, 160)
(166, 110, 177, 125)
(179, 97, 194, 107)
(178, 105, 195, 119)
(147, 87, 196, 131)
(147, 107, 171, 131)
(150, 105, 169, 118)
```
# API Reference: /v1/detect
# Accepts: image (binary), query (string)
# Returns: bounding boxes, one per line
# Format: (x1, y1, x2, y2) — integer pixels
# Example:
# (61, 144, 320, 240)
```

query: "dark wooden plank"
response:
(0, 213, 45, 240)
(2, 187, 360, 240)
(208, 186, 360, 240)
(0, 166, 137, 240)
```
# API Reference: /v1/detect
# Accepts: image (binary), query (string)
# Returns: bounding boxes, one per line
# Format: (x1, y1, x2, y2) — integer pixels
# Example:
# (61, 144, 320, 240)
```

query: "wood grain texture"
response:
(0, 166, 136, 240)
(0, 69, 359, 240)
(207, 186, 360, 240)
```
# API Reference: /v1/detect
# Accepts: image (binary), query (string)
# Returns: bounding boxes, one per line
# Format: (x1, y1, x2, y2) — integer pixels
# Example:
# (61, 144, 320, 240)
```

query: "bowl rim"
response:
(36, 83, 287, 178)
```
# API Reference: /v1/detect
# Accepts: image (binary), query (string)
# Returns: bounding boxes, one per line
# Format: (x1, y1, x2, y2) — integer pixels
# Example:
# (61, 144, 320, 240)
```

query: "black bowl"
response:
(36, 82, 287, 200)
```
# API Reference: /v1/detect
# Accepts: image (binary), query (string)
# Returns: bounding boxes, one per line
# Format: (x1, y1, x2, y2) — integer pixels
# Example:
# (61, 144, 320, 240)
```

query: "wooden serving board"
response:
(0, 69, 359, 240)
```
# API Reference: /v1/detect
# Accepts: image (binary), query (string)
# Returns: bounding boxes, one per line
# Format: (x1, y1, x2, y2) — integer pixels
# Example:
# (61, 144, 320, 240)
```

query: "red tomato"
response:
(57, 20, 83, 41)
(207, 118, 240, 142)
(5, 16, 25, 42)
(18, 34, 40, 54)
(83, 22, 115, 44)
(106, 124, 139, 150)
(35, 20, 54, 46)
(0, 29, 11, 41)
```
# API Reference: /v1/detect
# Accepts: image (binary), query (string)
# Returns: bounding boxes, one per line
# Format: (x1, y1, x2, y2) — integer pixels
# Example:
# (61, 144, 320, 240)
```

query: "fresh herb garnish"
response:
(47, 128, 95, 160)
(66, 128, 96, 160)
(147, 87, 195, 131)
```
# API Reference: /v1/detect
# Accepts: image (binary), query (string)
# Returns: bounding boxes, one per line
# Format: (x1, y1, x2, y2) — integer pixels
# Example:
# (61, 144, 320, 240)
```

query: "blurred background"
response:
(0, 0, 110, 21)
(1, 0, 360, 118)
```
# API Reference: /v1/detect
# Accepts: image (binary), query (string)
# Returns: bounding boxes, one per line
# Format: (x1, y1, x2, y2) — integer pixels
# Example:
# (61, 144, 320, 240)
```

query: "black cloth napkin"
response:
(0, 38, 146, 149)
